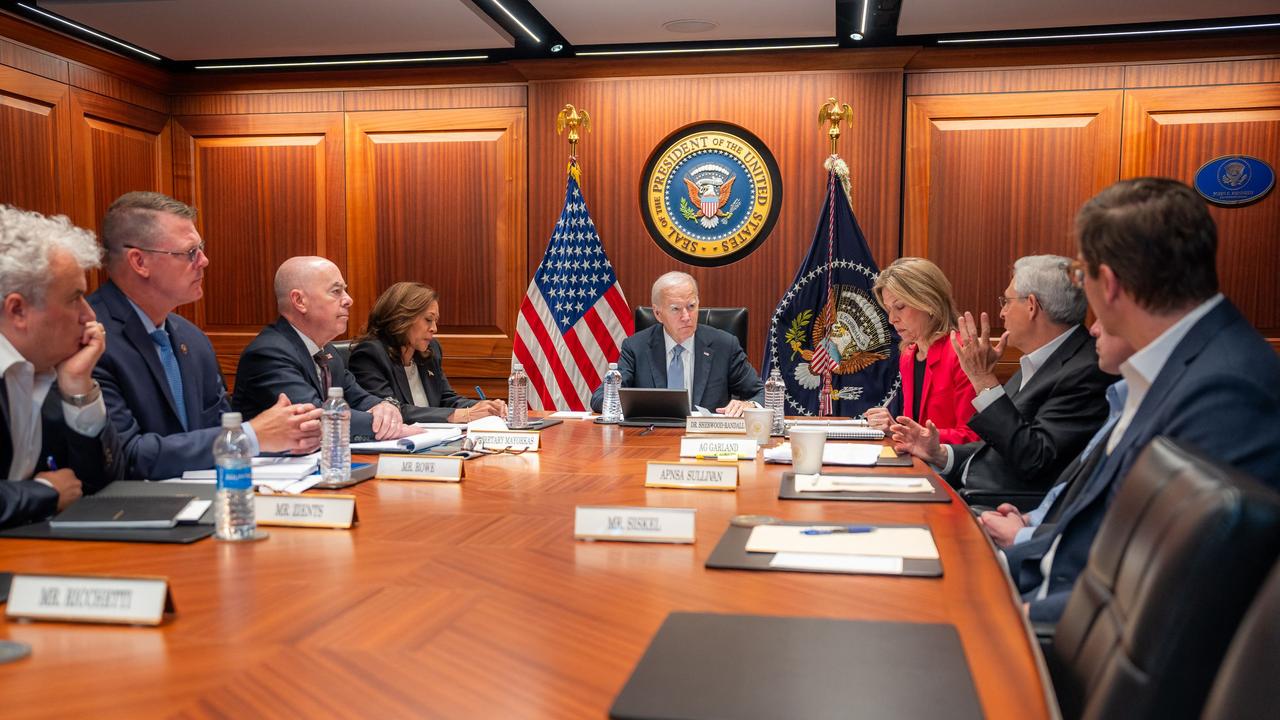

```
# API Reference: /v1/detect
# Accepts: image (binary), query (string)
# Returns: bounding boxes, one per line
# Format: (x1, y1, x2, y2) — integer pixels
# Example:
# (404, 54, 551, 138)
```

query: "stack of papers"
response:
(182, 453, 318, 482)
(793, 474, 933, 493)
(352, 428, 463, 453)
(763, 442, 882, 466)
(746, 524, 939, 574)
(787, 418, 869, 427)
(465, 416, 509, 432)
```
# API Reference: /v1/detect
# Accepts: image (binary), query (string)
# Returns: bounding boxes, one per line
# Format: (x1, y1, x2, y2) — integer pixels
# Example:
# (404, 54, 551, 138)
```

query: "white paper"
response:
(549, 411, 595, 419)
(175, 499, 212, 523)
(770, 552, 904, 574)
(352, 429, 462, 453)
(788, 418, 868, 426)
(412, 422, 467, 430)
(746, 524, 939, 559)
(692, 405, 716, 417)
(763, 442, 882, 466)
(182, 453, 320, 481)
(793, 474, 933, 493)
(466, 416, 509, 432)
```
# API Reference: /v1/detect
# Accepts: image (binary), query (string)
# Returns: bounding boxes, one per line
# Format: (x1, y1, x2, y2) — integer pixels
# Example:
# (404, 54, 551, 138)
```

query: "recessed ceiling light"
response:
(551, 44, 565, 53)
(663, 19, 719, 34)
(939, 20, 1280, 44)
(849, 32, 864, 41)
(18, 3, 161, 61)
(194, 55, 488, 70)
(578, 42, 838, 57)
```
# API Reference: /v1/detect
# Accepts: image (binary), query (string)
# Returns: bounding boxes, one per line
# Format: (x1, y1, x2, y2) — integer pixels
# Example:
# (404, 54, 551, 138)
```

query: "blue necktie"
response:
(667, 344, 685, 390)
(150, 328, 187, 430)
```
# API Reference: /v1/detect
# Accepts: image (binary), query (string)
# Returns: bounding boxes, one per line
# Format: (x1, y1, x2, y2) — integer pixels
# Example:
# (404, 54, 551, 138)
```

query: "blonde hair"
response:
(872, 257, 958, 350)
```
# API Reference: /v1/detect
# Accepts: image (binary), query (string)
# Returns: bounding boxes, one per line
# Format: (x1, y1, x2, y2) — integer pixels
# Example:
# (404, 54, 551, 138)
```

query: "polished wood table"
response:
(0, 420, 1053, 718)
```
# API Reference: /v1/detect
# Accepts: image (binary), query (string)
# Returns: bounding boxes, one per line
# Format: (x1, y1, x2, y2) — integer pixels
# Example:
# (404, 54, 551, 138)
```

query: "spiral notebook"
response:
(784, 424, 885, 441)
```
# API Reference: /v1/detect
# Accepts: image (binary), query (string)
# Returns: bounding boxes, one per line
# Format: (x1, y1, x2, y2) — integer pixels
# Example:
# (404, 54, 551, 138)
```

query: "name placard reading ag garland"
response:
(377, 453, 464, 482)
(679, 435, 757, 459)
(255, 494, 358, 529)
(645, 461, 738, 491)
(574, 506, 696, 544)
(468, 430, 540, 452)
(686, 416, 747, 434)
(6, 574, 174, 626)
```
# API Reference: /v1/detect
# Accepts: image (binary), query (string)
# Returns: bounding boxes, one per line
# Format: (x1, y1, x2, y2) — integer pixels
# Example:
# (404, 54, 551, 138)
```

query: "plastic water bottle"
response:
(601, 362, 623, 423)
(214, 412, 257, 541)
(507, 363, 529, 429)
(321, 387, 351, 485)
(765, 366, 786, 436)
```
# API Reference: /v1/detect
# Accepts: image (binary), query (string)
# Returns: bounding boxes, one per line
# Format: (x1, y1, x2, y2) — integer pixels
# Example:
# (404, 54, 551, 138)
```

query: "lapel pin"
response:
(179, 343, 189, 355)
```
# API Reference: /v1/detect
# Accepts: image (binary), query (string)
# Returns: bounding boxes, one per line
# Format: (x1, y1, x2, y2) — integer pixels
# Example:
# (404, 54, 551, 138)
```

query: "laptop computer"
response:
(619, 387, 690, 427)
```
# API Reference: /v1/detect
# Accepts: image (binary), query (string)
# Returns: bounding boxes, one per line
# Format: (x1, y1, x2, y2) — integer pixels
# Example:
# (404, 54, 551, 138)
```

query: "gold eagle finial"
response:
(818, 97, 854, 155)
(556, 104, 591, 152)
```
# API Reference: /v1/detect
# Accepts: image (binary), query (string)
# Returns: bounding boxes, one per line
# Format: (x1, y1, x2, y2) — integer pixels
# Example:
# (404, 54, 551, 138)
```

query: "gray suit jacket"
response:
(590, 324, 764, 412)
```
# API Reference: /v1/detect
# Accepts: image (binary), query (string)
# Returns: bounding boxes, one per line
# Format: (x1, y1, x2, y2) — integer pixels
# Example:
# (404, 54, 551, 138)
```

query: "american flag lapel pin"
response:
(179, 343, 189, 355)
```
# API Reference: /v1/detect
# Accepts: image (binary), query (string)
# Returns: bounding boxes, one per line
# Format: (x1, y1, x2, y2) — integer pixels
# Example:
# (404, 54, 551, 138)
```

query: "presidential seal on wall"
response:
(639, 122, 782, 267)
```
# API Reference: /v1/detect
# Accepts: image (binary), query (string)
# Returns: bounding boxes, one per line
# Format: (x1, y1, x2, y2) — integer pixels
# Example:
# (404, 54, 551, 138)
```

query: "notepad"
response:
(182, 453, 319, 482)
(351, 429, 463, 453)
(762, 442, 882, 466)
(745, 524, 939, 559)
(793, 474, 933, 493)
(786, 424, 885, 440)
(49, 496, 196, 530)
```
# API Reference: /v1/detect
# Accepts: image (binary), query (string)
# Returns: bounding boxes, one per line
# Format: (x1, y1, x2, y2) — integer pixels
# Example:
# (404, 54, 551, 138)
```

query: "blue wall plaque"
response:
(1193, 155, 1275, 206)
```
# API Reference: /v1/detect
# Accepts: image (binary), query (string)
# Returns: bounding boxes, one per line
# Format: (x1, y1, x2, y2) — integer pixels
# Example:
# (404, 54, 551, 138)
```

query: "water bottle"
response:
(507, 363, 529, 429)
(214, 412, 257, 541)
(321, 387, 351, 485)
(765, 366, 786, 436)
(601, 362, 623, 423)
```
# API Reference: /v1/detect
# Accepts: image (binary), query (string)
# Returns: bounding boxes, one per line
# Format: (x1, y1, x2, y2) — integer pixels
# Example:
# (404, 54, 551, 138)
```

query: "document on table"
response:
(793, 474, 933, 493)
(465, 416, 509, 432)
(549, 411, 595, 419)
(352, 428, 463, 452)
(788, 418, 869, 426)
(181, 453, 320, 482)
(769, 552, 905, 574)
(745, 524, 939, 560)
(762, 442, 882, 466)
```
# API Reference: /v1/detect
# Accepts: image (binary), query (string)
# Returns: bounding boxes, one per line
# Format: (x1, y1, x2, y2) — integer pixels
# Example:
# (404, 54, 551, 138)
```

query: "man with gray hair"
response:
(0, 205, 123, 528)
(589, 271, 763, 416)
(890, 255, 1114, 493)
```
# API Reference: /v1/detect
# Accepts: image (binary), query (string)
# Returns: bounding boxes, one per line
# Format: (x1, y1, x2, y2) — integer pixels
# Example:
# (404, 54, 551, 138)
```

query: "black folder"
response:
(705, 521, 942, 577)
(609, 612, 983, 720)
(778, 471, 952, 503)
(0, 482, 215, 544)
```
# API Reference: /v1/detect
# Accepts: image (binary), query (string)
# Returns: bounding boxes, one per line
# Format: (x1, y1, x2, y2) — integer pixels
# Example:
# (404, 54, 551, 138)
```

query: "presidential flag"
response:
(763, 156, 898, 417)
(513, 161, 633, 411)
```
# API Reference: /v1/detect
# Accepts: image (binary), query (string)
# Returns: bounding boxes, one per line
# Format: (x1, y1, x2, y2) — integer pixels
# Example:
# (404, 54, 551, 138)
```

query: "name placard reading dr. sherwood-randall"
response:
(644, 461, 738, 490)
(255, 494, 358, 529)
(468, 430, 540, 452)
(574, 506, 696, 543)
(6, 574, 173, 626)
(686, 416, 748, 434)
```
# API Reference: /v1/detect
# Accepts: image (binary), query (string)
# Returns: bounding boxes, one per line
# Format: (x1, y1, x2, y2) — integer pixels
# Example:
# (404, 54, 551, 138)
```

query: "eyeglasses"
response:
(124, 242, 206, 263)
(996, 295, 1028, 308)
(1067, 258, 1087, 288)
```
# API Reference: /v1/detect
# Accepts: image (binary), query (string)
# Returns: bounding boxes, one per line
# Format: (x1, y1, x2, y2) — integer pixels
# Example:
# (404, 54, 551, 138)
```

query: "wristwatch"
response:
(61, 380, 101, 407)
(382, 396, 402, 409)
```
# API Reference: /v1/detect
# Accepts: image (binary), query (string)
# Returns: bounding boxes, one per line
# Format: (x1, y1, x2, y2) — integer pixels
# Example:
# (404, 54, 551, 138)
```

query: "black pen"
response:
(638, 424, 655, 436)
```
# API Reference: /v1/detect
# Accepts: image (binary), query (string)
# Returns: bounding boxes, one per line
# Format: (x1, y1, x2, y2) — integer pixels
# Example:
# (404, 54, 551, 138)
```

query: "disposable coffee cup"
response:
(743, 407, 773, 445)
(789, 427, 827, 475)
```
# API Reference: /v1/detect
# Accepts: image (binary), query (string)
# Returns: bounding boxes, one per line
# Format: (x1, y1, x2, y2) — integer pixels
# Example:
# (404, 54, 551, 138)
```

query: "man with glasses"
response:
(889, 255, 1114, 494)
(89, 192, 322, 479)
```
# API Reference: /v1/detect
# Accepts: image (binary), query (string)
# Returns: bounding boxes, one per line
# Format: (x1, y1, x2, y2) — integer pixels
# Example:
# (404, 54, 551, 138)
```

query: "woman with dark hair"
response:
(349, 282, 506, 423)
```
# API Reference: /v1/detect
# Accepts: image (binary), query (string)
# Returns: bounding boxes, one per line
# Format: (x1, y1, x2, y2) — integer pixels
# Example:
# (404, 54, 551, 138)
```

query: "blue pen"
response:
(800, 525, 875, 535)
(474, 386, 488, 400)
(46, 455, 57, 471)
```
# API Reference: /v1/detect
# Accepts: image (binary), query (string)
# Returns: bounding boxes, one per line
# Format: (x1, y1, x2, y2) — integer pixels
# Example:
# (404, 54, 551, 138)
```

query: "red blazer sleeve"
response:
(924, 338, 979, 445)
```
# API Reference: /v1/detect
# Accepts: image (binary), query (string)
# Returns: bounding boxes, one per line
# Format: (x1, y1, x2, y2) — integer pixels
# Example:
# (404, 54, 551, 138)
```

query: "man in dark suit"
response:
(233, 256, 412, 442)
(1003, 178, 1280, 623)
(90, 192, 321, 479)
(0, 205, 123, 528)
(889, 255, 1115, 492)
(590, 271, 763, 416)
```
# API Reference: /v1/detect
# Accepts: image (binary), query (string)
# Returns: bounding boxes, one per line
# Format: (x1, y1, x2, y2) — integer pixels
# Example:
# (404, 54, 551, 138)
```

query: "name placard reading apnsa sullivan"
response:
(376, 453, 464, 482)
(6, 574, 174, 626)
(255, 494, 358, 529)
(645, 461, 738, 490)
(574, 506, 696, 544)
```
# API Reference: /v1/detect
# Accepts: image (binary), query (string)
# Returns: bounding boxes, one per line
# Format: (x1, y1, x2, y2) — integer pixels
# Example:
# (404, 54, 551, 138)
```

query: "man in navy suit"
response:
(590, 271, 763, 416)
(233, 256, 413, 442)
(90, 192, 321, 479)
(0, 205, 123, 528)
(1004, 178, 1280, 622)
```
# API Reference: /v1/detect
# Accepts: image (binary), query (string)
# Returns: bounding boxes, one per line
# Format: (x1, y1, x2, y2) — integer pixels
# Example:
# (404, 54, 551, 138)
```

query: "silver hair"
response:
(0, 205, 101, 305)
(1013, 254, 1086, 326)
(650, 271, 698, 307)
(101, 191, 197, 261)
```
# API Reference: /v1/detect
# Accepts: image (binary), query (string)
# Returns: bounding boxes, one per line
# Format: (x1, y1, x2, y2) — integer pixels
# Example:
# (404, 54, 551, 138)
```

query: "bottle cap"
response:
(328, 387, 343, 399)
(512, 363, 523, 371)
(608, 362, 618, 369)
(221, 412, 242, 428)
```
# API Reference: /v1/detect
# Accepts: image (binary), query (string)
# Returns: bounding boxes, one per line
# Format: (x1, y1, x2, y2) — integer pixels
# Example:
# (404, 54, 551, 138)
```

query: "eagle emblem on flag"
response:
(785, 284, 893, 398)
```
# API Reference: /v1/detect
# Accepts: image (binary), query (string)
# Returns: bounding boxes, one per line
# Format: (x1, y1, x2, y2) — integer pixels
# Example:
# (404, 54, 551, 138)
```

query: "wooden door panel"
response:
(0, 66, 71, 217)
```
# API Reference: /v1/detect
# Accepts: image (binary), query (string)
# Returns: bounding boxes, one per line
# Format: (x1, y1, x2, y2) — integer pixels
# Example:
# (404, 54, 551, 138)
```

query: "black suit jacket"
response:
(348, 338, 477, 423)
(0, 386, 125, 528)
(949, 325, 1115, 492)
(232, 317, 382, 440)
(589, 324, 764, 413)
(90, 280, 232, 479)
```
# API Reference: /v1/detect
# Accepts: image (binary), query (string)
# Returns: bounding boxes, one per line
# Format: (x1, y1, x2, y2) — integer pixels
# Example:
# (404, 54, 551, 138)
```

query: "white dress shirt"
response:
(404, 363, 430, 407)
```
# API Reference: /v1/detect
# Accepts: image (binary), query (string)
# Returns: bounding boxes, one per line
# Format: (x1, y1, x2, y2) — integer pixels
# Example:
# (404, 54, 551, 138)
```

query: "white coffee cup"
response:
(789, 427, 827, 475)
(743, 407, 773, 444)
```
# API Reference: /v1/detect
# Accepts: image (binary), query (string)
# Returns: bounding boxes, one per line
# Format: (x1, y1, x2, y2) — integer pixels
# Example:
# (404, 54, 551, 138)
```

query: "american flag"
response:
(513, 163, 633, 411)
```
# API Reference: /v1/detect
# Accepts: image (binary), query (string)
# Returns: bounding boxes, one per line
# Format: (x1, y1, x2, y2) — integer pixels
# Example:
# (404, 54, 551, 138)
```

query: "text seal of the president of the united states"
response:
(639, 122, 782, 267)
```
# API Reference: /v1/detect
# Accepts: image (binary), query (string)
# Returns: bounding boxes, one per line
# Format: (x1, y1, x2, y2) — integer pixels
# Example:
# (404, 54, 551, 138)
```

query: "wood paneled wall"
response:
(2, 19, 1278, 399)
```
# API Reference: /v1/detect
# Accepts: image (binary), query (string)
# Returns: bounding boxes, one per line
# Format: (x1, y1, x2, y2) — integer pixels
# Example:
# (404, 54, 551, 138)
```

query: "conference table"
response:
(0, 418, 1053, 719)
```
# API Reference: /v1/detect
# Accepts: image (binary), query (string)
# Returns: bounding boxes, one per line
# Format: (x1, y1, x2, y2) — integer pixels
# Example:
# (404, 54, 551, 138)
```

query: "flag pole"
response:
(816, 98, 853, 416)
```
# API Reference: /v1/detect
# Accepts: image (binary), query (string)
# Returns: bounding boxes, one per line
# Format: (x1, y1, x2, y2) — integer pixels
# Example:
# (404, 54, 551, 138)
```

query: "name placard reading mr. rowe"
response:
(255, 494, 358, 529)
(644, 461, 738, 490)
(686, 416, 747, 434)
(574, 506, 696, 544)
(468, 430, 540, 452)
(376, 453, 464, 482)
(6, 574, 173, 626)
(679, 435, 758, 459)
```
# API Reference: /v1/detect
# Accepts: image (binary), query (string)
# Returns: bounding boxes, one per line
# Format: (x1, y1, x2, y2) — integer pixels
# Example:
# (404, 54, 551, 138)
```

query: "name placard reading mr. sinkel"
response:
(574, 506, 696, 544)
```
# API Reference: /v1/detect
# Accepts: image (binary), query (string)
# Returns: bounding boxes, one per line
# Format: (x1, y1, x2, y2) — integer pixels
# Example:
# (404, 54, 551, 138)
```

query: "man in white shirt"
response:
(0, 205, 124, 528)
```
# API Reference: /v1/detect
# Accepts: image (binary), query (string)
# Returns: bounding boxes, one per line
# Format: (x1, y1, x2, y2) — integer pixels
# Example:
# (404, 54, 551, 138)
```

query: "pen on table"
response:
(800, 525, 875, 535)
(638, 424, 656, 436)
(475, 385, 488, 400)
(46, 455, 57, 471)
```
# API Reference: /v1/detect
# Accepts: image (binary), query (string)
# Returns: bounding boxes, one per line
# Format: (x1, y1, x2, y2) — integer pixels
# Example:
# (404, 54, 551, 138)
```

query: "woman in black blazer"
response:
(349, 282, 507, 423)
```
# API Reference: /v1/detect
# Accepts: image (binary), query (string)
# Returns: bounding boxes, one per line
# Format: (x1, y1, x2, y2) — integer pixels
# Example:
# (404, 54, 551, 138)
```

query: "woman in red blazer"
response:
(866, 258, 979, 445)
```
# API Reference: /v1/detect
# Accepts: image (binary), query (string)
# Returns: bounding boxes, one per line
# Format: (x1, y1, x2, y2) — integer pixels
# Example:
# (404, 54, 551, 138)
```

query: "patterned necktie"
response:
(314, 350, 334, 392)
(150, 328, 188, 430)
(667, 344, 685, 390)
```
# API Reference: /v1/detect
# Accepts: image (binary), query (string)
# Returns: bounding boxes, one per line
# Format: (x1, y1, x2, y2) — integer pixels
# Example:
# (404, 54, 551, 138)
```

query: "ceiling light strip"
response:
(859, 0, 869, 36)
(18, 3, 162, 61)
(939, 21, 1280, 44)
(194, 55, 488, 70)
(489, 0, 541, 43)
(578, 43, 839, 57)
